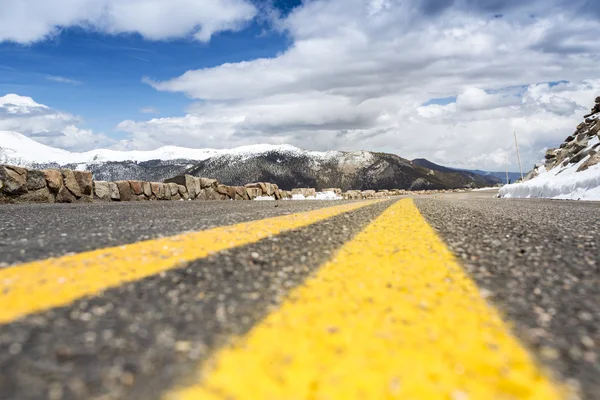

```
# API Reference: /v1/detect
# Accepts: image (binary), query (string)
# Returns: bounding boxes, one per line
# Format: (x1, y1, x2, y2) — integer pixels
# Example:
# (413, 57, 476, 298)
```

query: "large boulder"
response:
(43, 169, 63, 193)
(109, 182, 120, 200)
(165, 175, 200, 199)
(74, 171, 93, 196)
(115, 181, 132, 201)
(20, 187, 54, 203)
(200, 178, 218, 189)
(143, 181, 152, 198)
(129, 181, 144, 196)
(56, 186, 76, 203)
(94, 181, 111, 201)
(577, 151, 600, 172)
(26, 170, 47, 191)
(61, 169, 82, 198)
(0, 165, 27, 195)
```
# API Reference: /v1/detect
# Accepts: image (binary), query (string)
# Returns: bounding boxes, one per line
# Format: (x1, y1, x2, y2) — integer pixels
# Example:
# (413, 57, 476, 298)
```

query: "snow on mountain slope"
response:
(499, 98, 600, 201)
(0, 130, 326, 166)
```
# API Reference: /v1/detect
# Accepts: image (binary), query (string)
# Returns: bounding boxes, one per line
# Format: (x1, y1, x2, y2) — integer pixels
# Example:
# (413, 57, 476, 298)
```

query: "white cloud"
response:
(126, 0, 600, 170)
(47, 76, 82, 85)
(0, 93, 113, 151)
(0, 0, 256, 44)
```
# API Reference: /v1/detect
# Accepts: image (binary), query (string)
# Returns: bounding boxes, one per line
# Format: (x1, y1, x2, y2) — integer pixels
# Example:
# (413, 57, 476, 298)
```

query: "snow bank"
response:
(499, 162, 600, 201)
(290, 191, 343, 200)
(254, 191, 343, 201)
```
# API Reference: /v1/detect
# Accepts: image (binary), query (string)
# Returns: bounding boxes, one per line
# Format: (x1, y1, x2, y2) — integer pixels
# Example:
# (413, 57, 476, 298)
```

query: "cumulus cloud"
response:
(0, 94, 113, 151)
(0, 0, 256, 43)
(125, 0, 600, 170)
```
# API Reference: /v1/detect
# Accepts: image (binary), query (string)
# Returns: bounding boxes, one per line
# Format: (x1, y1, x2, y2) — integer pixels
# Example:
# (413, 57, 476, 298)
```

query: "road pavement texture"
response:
(0, 194, 597, 399)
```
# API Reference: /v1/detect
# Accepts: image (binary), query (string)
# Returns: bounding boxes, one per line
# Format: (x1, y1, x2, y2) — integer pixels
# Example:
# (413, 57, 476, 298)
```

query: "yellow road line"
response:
(0, 200, 379, 325)
(168, 199, 564, 400)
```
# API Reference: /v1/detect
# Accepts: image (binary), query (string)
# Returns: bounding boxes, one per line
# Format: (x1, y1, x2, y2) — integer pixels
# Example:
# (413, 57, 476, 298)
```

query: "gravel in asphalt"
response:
(415, 196, 600, 399)
(0, 201, 392, 400)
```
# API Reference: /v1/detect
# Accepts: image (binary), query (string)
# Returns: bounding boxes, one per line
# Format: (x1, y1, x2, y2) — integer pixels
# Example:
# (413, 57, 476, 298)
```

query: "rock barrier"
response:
(1, 166, 473, 204)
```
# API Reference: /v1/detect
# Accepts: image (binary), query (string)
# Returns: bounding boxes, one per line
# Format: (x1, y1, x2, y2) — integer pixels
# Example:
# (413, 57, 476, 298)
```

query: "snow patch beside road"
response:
(499, 163, 600, 201)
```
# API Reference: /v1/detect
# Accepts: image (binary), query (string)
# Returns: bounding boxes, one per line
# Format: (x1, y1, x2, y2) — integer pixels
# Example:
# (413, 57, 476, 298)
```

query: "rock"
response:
(216, 184, 229, 196)
(545, 149, 558, 159)
(20, 187, 54, 203)
(143, 182, 152, 198)
(129, 181, 144, 195)
(62, 169, 82, 198)
(203, 187, 219, 200)
(178, 185, 189, 200)
(26, 169, 47, 191)
(115, 181, 132, 201)
(151, 182, 164, 199)
(234, 186, 249, 200)
(264, 183, 275, 196)
(167, 183, 179, 199)
(571, 147, 593, 164)
(56, 185, 76, 203)
(246, 187, 261, 199)
(74, 171, 93, 196)
(200, 178, 218, 189)
(165, 175, 200, 199)
(109, 182, 120, 200)
(577, 151, 600, 172)
(43, 169, 63, 192)
(0, 165, 27, 195)
(196, 189, 207, 200)
(94, 181, 111, 201)
(565, 135, 575, 142)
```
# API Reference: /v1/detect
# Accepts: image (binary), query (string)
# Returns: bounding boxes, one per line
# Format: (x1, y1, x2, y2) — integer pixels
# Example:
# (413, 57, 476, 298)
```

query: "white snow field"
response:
(499, 156, 600, 201)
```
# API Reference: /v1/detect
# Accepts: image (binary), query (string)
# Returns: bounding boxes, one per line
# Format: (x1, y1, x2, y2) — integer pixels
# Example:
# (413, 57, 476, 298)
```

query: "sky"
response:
(1, 0, 600, 171)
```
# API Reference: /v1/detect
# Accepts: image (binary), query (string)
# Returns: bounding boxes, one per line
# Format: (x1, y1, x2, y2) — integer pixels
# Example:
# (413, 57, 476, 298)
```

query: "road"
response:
(0, 193, 598, 399)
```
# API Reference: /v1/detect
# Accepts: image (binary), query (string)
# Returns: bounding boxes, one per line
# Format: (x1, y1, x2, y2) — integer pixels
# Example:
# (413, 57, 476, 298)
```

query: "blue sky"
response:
(0, 1, 299, 136)
(1, 0, 600, 170)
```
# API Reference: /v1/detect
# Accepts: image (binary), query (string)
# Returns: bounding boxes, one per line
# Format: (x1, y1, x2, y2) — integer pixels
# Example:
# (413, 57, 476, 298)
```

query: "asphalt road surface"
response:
(0, 193, 598, 399)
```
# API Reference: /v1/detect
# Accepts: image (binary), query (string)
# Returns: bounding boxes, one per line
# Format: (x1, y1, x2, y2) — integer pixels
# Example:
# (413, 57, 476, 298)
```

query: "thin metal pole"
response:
(514, 130, 524, 181)
(505, 156, 509, 185)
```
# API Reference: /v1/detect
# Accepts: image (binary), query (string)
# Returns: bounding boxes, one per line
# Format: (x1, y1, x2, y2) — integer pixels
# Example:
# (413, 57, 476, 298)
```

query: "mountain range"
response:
(412, 159, 522, 185)
(1, 130, 502, 190)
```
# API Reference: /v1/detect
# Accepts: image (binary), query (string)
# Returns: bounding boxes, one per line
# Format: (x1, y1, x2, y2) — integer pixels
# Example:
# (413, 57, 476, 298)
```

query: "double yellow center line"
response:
(1, 199, 565, 399)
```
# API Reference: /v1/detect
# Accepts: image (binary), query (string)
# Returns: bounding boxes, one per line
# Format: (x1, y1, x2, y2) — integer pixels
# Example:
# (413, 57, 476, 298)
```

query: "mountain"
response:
(412, 158, 503, 185)
(499, 97, 600, 200)
(0, 131, 291, 182)
(185, 150, 500, 191)
(1, 130, 497, 190)
(459, 169, 522, 185)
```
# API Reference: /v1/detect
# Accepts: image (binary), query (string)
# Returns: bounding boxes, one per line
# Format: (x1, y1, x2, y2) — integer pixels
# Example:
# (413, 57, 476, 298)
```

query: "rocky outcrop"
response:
(0, 165, 93, 204)
(545, 97, 600, 172)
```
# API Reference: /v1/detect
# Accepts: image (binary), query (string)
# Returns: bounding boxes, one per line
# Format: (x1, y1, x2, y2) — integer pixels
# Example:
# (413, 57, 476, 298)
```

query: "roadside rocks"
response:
(545, 97, 600, 171)
(1, 166, 476, 205)
(1, 165, 93, 204)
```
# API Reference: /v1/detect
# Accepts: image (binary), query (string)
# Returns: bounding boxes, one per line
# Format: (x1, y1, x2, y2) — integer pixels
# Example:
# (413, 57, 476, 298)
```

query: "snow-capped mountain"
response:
(1, 130, 499, 190)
